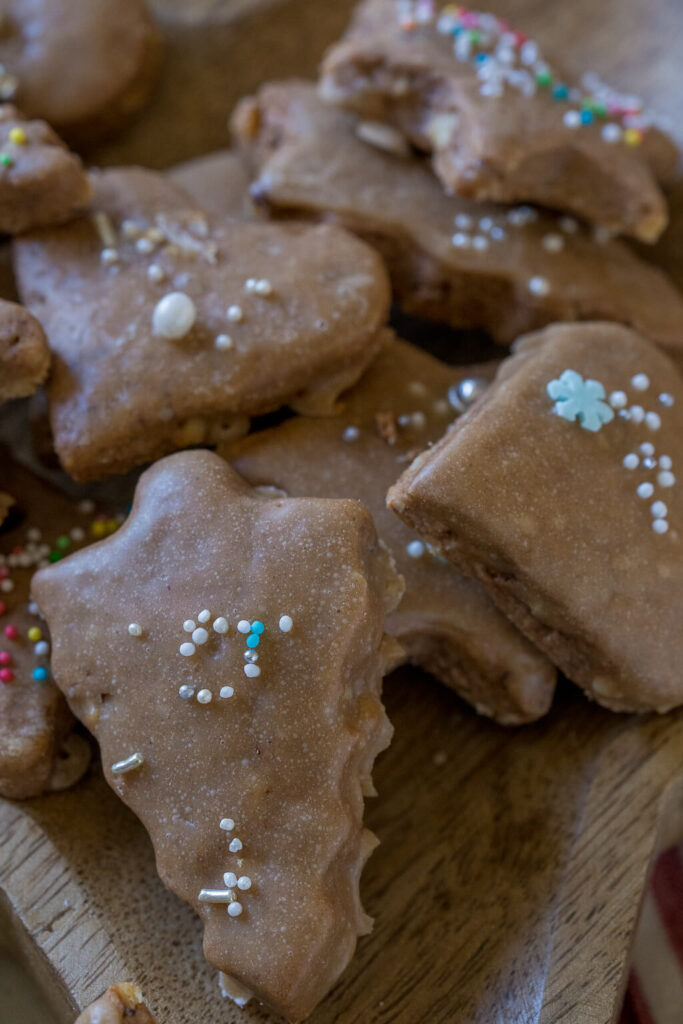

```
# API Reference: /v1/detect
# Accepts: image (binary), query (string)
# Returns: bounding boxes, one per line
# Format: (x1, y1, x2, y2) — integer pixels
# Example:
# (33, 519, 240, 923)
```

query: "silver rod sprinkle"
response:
(198, 889, 234, 903)
(111, 752, 144, 774)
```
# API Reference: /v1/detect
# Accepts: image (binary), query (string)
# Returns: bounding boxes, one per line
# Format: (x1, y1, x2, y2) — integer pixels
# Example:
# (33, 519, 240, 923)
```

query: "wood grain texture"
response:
(2, 0, 683, 1022)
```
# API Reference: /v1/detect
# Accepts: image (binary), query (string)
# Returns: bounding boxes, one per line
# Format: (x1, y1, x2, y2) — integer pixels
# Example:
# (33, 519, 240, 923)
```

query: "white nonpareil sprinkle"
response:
(179, 642, 195, 657)
(640, 442, 655, 456)
(237, 876, 252, 891)
(452, 232, 470, 248)
(542, 233, 564, 253)
(610, 391, 627, 409)
(1, 579, 14, 592)
(563, 110, 581, 128)
(559, 217, 579, 234)
(34, 641, 49, 656)
(28, 601, 39, 615)
(70, 526, 85, 542)
(453, 213, 472, 229)
(658, 471, 675, 487)
(79, 499, 95, 514)
(659, 393, 674, 407)
(645, 412, 661, 431)
(602, 123, 622, 143)
(629, 406, 645, 424)
(229, 837, 243, 853)
(220, 685, 234, 699)
(198, 609, 211, 623)
(631, 373, 650, 391)
(136, 237, 154, 254)
(623, 454, 639, 470)
(147, 263, 165, 284)
(122, 219, 141, 239)
(224, 871, 237, 887)
(183, 619, 195, 632)
(100, 248, 119, 265)
(215, 334, 233, 350)
(220, 817, 235, 832)
(406, 540, 425, 558)
(659, 456, 672, 470)
(192, 627, 209, 645)
(227, 902, 243, 917)
(111, 752, 144, 774)
(653, 519, 669, 534)
(342, 426, 360, 442)
(213, 617, 229, 634)
(245, 278, 273, 296)
(128, 623, 143, 637)
(179, 685, 194, 699)
(651, 501, 668, 518)
(197, 689, 212, 704)
(278, 615, 293, 633)
(528, 276, 550, 297)
(472, 235, 489, 251)
(152, 292, 197, 340)
(237, 620, 251, 634)
(244, 663, 261, 678)
(226, 304, 243, 322)
(637, 482, 654, 499)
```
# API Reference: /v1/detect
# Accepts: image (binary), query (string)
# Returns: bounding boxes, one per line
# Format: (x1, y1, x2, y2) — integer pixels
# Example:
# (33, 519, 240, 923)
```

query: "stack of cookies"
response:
(1, 1, 682, 1021)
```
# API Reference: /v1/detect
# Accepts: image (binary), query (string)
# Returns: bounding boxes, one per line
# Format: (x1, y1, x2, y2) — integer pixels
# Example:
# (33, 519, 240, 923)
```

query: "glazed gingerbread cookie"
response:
(75, 984, 157, 1024)
(234, 81, 683, 354)
(225, 338, 556, 725)
(169, 149, 252, 221)
(0, 297, 49, 403)
(0, 0, 162, 147)
(320, 1, 677, 241)
(33, 450, 403, 1021)
(389, 322, 683, 714)
(12, 167, 391, 481)
(0, 451, 108, 798)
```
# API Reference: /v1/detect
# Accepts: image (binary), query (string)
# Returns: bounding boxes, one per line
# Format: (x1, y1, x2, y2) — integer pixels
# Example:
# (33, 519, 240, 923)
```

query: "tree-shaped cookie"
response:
(33, 450, 402, 1020)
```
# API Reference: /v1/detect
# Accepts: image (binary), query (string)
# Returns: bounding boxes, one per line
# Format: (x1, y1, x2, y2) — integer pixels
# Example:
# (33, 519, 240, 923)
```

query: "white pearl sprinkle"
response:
(490, 225, 506, 241)
(454, 213, 472, 229)
(452, 231, 470, 247)
(179, 642, 195, 657)
(26, 528, 41, 542)
(631, 373, 650, 391)
(602, 123, 622, 143)
(224, 872, 237, 887)
(237, 876, 252, 891)
(645, 412, 661, 431)
(34, 641, 49, 656)
(658, 471, 675, 487)
(219, 685, 234, 699)
(28, 601, 39, 615)
(629, 406, 645, 424)
(472, 235, 489, 251)
(623, 453, 639, 469)
(640, 443, 655, 456)
(278, 615, 293, 633)
(559, 216, 579, 234)
(213, 617, 229, 634)
(255, 278, 273, 295)
(637, 482, 654, 499)
(183, 619, 195, 632)
(152, 292, 197, 340)
(542, 233, 564, 253)
(215, 334, 233, 350)
(100, 247, 119, 265)
(651, 501, 668, 518)
(342, 426, 360, 442)
(229, 838, 243, 853)
(563, 110, 581, 128)
(128, 622, 143, 637)
(659, 393, 674, 407)
(70, 526, 85, 542)
(136, 237, 154, 254)
(122, 219, 141, 238)
(237, 620, 251, 634)
(192, 627, 209, 645)
(179, 685, 194, 699)
(147, 263, 165, 284)
(197, 689, 212, 704)
(198, 609, 211, 623)
(220, 818, 235, 832)
(226, 304, 243, 322)
(227, 902, 243, 917)
(653, 518, 669, 534)
(244, 663, 261, 678)
(610, 391, 628, 409)
(406, 540, 425, 558)
(528, 276, 550, 297)
(659, 455, 672, 470)
(1, 579, 14, 592)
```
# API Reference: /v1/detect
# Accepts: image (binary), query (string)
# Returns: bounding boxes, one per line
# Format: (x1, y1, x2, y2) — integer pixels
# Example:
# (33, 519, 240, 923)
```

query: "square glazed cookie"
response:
(320, 0, 678, 240)
(13, 167, 391, 480)
(234, 80, 683, 352)
(225, 338, 555, 725)
(389, 322, 683, 713)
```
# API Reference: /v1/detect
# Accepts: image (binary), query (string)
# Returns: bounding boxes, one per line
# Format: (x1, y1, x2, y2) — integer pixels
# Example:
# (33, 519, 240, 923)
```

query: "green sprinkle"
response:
(48, 551, 62, 563)
(468, 29, 481, 43)
(536, 70, 553, 87)
(56, 535, 70, 550)
(0, 153, 12, 167)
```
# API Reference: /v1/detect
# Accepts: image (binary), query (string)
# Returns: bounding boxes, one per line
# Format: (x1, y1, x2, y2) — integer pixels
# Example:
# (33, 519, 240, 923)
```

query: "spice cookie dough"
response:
(320, 0, 677, 241)
(75, 984, 157, 1024)
(225, 338, 555, 725)
(388, 322, 683, 714)
(0, 452, 104, 799)
(234, 81, 683, 353)
(0, 0, 162, 147)
(13, 167, 392, 481)
(169, 149, 252, 221)
(0, 298, 49, 403)
(33, 450, 403, 1021)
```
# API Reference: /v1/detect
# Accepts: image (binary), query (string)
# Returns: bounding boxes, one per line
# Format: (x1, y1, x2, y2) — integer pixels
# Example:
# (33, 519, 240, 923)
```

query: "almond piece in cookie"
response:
(75, 983, 157, 1024)
(389, 322, 683, 714)
(33, 450, 403, 1021)
(320, 1, 677, 241)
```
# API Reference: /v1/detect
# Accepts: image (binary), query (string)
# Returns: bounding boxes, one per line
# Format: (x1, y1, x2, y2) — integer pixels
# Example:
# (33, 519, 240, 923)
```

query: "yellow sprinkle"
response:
(27, 627, 42, 642)
(624, 128, 642, 146)
(9, 127, 27, 145)
(91, 521, 107, 538)
(105, 519, 119, 534)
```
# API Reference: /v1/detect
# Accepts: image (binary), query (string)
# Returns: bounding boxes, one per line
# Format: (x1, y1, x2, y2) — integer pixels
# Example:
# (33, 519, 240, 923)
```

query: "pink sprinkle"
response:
(0, 668, 14, 683)
(3, 625, 19, 641)
(0, 651, 11, 665)
(0, 568, 8, 580)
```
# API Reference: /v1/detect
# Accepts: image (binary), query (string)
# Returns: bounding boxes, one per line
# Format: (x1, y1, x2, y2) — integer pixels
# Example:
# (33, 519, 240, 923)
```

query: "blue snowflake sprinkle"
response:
(547, 369, 614, 432)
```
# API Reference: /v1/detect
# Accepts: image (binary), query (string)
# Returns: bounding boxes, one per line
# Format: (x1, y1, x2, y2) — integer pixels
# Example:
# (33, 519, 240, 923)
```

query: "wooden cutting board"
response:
(2, 1, 683, 1022)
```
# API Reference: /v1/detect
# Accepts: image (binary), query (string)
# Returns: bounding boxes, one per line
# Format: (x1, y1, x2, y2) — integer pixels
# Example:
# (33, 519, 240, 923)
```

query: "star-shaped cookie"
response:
(13, 167, 391, 481)
(224, 337, 556, 725)
(389, 322, 683, 713)
(320, 0, 677, 241)
(33, 450, 402, 1021)
(234, 81, 683, 354)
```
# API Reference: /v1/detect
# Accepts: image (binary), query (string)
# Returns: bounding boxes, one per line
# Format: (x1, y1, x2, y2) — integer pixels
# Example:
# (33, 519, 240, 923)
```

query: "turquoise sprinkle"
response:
(246, 633, 260, 649)
(552, 84, 569, 100)
(33, 667, 48, 681)
(250, 621, 265, 635)
(580, 109, 593, 124)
